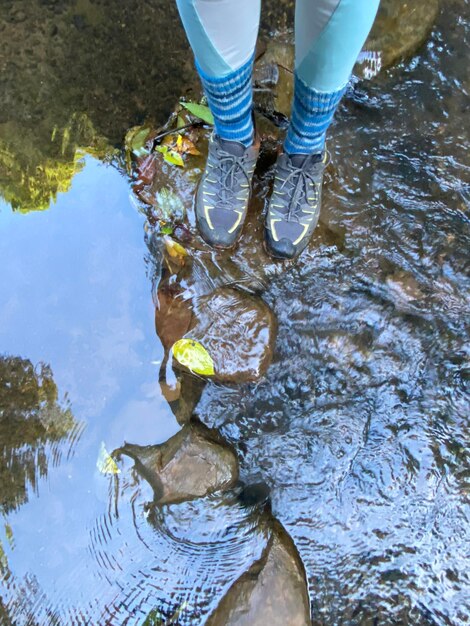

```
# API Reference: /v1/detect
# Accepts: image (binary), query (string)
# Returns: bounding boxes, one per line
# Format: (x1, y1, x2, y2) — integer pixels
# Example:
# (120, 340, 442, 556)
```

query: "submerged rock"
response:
(254, 0, 439, 99)
(118, 421, 239, 504)
(207, 520, 311, 626)
(155, 281, 276, 386)
(184, 287, 277, 385)
(363, 0, 439, 72)
(163, 371, 207, 426)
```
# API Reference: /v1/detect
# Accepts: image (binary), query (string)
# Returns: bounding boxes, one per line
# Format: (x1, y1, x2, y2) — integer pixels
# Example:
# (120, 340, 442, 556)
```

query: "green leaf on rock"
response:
(179, 102, 214, 125)
(97, 442, 120, 475)
(172, 339, 215, 376)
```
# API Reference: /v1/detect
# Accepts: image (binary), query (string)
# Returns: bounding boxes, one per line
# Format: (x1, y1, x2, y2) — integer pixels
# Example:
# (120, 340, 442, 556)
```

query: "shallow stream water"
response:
(1, 1, 469, 625)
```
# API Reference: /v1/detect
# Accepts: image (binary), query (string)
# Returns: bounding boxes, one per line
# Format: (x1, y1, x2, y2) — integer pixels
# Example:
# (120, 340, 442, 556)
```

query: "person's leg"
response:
(266, 0, 380, 259)
(175, 0, 261, 249)
(286, 0, 380, 155)
(176, 0, 261, 146)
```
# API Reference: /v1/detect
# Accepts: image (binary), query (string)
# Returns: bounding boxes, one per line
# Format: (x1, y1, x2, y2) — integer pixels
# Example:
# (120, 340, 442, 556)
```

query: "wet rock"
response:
(255, 0, 439, 92)
(154, 251, 277, 384)
(154, 287, 192, 352)
(161, 370, 206, 426)
(207, 520, 311, 626)
(385, 269, 426, 305)
(254, 36, 294, 118)
(135, 107, 292, 291)
(184, 287, 276, 385)
(118, 421, 239, 504)
(362, 0, 439, 72)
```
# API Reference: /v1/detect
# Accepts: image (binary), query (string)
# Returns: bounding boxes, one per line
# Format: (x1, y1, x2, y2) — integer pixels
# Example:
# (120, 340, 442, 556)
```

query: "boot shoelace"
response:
(212, 150, 251, 209)
(279, 160, 321, 222)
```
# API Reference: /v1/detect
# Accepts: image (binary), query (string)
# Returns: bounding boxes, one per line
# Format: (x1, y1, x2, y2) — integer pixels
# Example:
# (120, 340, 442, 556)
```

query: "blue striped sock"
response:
(284, 74, 346, 155)
(195, 55, 254, 147)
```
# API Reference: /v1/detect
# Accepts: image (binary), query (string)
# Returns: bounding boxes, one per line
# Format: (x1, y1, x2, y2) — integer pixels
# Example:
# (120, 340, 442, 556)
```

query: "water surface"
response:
(1, 0, 469, 624)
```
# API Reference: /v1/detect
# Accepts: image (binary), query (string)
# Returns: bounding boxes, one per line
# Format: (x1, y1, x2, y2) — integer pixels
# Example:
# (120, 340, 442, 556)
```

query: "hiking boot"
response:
(265, 151, 328, 260)
(196, 134, 259, 249)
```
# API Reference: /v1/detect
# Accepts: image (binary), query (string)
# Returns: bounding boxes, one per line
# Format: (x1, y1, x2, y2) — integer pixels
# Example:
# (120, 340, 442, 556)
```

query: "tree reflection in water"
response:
(0, 356, 80, 515)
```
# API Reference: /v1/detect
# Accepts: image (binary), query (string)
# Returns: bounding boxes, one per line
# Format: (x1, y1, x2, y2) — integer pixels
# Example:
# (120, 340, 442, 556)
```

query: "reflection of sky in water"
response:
(0, 157, 178, 447)
(0, 158, 182, 621)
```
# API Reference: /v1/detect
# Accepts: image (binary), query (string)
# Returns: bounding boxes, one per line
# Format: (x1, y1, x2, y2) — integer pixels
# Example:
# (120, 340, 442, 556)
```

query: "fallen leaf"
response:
(176, 135, 201, 156)
(125, 126, 151, 157)
(172, 339, 215, 376)
(164, 235, 188, 259)
(136, 153, 157, 184)
(180, 102, 214, 125)
(164, 150, 184, 167)
(156, 145, 184, 167)
(97, 442, 120, 475)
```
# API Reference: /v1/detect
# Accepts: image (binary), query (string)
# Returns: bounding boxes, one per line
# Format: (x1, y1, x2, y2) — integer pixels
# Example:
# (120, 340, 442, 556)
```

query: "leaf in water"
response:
(176, 135, 201, 156)
(180, 102, 214, 125)
(172, 339, 215, 376)
(125, 126, 151, 157)
(164, 150, 185, 167)
(156, 145, 184, 167)
(161, 224, 173, 235)
(142, 607, 163, 626)
(164, 235, 187, 260)
(167, 601, 189, 625)
(142, 601, 188, 626)
(96, 442, 120, 475)
(154, 188, 185, 222)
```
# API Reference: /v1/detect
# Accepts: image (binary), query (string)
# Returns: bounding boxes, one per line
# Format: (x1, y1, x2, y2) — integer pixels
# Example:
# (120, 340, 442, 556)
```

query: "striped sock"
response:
(284, 74, 346, 155)
(196, 55, 254, 147)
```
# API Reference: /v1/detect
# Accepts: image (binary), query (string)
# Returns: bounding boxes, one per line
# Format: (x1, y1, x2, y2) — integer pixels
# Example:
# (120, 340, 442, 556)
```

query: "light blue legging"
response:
(176, 0, 380, 92)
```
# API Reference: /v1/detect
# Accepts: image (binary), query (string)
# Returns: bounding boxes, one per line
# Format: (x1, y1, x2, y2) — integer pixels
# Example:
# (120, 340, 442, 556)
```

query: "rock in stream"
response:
(207, 520, 311, 626)
(118, 421, 239, 504)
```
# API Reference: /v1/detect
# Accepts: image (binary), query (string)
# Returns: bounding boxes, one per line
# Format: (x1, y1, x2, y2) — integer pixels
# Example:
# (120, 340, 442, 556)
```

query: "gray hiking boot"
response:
(265, 151, 328, 259)
(196, 134, 259, 249)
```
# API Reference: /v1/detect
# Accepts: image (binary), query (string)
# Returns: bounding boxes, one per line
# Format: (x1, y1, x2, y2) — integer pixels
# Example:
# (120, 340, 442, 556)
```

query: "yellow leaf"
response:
(176, 134, 183, 150)
(172, 339, 215, 376)
(97, 442, 120, 475)
(178, 135, 201, 156)
(164, 150, 184, 167)
(164, 236, 188, 259)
